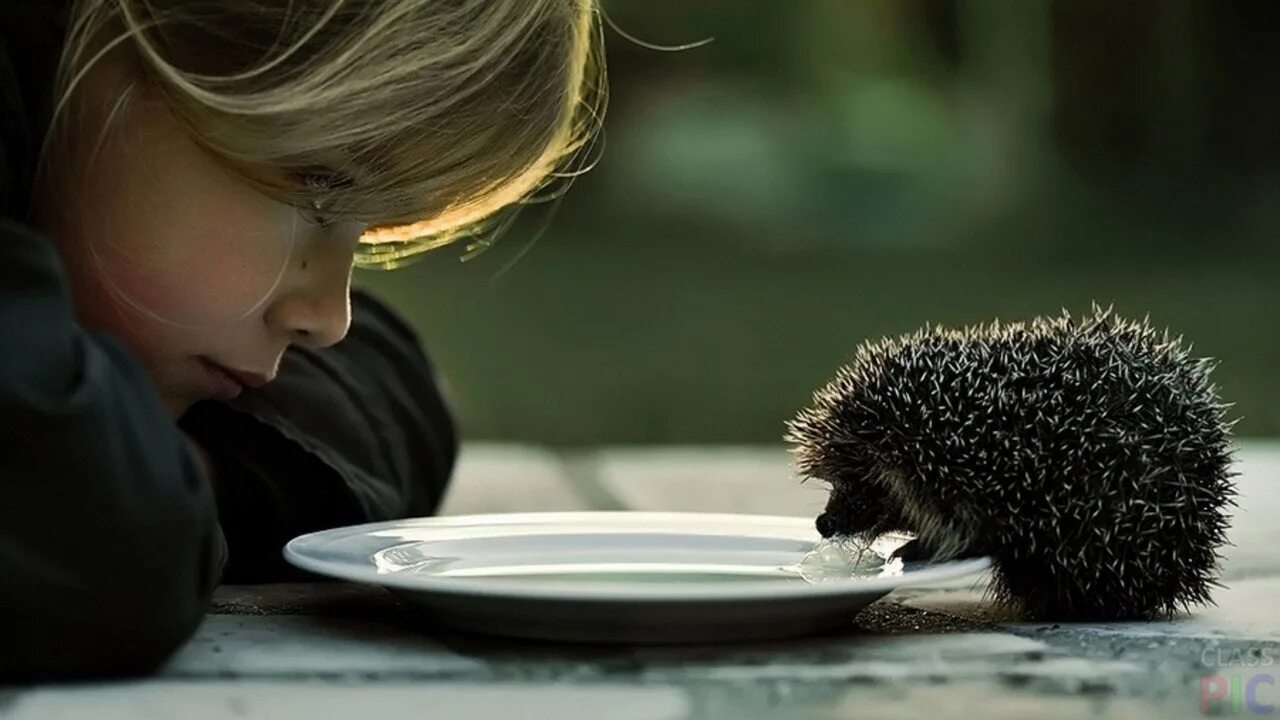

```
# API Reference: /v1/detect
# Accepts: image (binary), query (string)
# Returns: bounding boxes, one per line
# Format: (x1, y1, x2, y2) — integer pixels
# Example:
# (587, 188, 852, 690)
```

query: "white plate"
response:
(284, 511, 991, 643)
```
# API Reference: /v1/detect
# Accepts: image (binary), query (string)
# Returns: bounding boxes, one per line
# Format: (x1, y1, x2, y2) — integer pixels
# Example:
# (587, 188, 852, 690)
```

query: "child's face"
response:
(43, 64, 367, 419)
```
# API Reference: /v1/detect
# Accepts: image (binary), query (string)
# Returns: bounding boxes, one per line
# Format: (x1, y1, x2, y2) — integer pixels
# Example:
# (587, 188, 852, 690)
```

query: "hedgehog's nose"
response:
(815, 512, 839, 538)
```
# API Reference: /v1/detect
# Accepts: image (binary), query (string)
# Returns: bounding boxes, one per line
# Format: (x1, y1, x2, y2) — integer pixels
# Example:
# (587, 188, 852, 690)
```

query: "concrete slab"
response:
(901, 576, 1280, 641)
(6, 441, 1277, 720)
(162, 615, 487, 679)
(437, 444, 589, 515)
(639, 633, 1076, 683)
(591, 446, 826, 517)
(1218, 442, 1280, 581)
(6, 682, 692, 720)
(810, 684, 1199, 720)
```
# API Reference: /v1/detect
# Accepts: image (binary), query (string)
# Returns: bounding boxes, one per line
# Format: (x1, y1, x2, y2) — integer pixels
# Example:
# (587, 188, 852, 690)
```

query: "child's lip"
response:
(198, 357, 272, 399)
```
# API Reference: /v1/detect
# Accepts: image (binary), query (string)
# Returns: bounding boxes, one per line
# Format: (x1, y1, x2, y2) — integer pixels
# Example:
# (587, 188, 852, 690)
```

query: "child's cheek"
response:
(90, 188, 297, 327)
(79, 104, 300, 328)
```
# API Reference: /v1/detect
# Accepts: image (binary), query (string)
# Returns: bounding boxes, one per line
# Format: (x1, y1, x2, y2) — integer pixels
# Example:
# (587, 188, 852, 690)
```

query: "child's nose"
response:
(265, 251, 353, 349)
(281, 297, 351, 348)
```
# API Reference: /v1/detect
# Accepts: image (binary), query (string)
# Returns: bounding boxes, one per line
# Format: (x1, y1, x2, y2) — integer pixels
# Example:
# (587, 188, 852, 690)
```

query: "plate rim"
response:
(283, 511, 992, 602)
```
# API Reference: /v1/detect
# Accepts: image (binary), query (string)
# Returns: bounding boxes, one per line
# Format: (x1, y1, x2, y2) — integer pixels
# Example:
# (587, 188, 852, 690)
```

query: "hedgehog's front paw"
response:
(888, 537, 932, 562)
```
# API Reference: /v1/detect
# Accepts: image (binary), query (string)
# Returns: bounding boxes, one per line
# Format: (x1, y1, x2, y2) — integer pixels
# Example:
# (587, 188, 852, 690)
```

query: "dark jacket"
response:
(1, 0, 457, 681)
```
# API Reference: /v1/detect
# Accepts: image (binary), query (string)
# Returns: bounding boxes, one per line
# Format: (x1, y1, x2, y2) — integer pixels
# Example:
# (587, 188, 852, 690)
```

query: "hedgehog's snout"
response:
(815, 510, 841, 538)
(815, 481, 899, 539)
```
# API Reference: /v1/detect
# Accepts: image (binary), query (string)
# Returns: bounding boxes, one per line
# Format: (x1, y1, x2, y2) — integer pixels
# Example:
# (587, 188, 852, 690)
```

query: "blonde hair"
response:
(37, 0, 607, 268)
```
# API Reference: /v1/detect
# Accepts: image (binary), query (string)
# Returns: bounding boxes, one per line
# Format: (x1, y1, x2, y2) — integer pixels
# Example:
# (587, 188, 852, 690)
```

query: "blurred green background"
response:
(361, 0, 1277, 445)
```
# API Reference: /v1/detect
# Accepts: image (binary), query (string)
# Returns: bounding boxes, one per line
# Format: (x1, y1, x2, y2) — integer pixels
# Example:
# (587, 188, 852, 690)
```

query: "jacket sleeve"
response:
(178, 287, 459, 583)
(0, 219, 226, 681)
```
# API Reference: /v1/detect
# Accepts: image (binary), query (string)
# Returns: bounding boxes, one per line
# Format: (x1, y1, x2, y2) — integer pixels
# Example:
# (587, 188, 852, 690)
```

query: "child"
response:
(0, 0, 604, 680)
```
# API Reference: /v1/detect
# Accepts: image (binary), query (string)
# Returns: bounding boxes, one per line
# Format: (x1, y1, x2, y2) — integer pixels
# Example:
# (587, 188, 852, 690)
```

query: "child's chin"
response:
(166, 397, 190, 420)
(168, 390, 207, 420)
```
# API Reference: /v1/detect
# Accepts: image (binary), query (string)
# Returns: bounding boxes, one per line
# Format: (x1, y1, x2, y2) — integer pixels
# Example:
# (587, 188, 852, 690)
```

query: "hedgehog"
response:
(783, 304, 1237, 621)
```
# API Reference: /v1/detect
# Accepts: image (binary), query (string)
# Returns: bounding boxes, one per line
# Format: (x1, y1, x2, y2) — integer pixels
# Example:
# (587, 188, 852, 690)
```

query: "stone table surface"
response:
(5, 441, 1278, 720)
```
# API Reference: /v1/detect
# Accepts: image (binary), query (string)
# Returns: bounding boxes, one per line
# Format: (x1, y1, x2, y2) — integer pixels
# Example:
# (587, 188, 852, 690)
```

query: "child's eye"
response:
(297, 169, 354, 230)
(300, 170, 354, 192)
